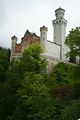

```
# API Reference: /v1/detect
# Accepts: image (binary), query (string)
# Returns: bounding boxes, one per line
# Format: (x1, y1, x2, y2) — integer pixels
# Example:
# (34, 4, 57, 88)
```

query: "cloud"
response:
(0, 0, 7, 26)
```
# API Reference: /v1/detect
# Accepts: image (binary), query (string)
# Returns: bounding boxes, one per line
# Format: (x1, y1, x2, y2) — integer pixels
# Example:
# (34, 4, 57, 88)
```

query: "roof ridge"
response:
(24, 29, 40, 38)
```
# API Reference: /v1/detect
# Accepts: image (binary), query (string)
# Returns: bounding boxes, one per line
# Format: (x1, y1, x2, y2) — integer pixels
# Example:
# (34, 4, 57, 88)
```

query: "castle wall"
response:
(46, 40, 61, 59)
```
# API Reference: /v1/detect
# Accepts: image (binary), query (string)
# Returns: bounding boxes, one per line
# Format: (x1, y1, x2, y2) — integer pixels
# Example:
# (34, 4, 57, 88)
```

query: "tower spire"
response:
(52, 7, 67, 60)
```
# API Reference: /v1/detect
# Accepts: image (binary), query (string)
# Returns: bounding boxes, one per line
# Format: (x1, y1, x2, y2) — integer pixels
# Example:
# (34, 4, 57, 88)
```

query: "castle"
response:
(10, 7, 69, 71)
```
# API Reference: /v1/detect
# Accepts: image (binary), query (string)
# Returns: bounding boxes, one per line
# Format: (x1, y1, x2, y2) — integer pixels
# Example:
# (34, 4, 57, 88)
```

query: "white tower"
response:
(52, 7, 67, 60)
(40, 25, 48, 51)
(11, 35, 17, 61)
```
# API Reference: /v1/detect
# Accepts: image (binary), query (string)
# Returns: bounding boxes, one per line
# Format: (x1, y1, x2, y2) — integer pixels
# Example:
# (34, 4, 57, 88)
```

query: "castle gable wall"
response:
(46, 40, 60, 59)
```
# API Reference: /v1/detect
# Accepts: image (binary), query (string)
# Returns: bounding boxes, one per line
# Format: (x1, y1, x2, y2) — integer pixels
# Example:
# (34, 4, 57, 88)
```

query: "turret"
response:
(40, 25, 48, 50)
(55, 7, 65, 19)
(11, 35, 17, 59)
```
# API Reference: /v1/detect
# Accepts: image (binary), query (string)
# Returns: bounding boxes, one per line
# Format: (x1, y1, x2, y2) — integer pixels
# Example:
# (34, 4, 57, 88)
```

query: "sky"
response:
(0, 0, 80, 48)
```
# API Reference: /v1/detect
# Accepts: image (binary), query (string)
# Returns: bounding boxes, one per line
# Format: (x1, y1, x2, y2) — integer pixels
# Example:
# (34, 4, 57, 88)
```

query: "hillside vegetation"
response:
(0, 44, 80, 120)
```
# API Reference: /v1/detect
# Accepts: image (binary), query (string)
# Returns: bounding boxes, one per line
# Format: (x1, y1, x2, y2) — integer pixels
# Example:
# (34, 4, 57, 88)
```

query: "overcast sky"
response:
(0, 0, 80, 48)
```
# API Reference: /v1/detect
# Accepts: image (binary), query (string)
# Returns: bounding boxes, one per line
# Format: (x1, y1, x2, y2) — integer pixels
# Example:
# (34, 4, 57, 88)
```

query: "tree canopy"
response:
(0, 47, 9, 81)
(65, 27, 80, 62)
(17, 43, 47, 75)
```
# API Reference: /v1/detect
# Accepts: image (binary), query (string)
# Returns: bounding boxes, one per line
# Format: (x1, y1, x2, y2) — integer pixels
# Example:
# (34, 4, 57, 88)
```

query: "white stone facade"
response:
(44, 40, 60, 59)
(52, 7, 68, 60)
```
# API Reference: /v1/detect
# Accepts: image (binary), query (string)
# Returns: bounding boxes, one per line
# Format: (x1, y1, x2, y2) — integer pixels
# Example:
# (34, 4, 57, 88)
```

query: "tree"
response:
(17, 43, 47, 76)
(0, 47, 9, 81)
(0, 77, 21, 120)
(7, 48, 11, 62)
(65, 27, 80, 62)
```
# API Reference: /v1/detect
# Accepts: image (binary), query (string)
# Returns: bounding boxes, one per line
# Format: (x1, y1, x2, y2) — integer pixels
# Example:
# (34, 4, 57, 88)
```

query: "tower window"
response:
(59, 20, 61, 23)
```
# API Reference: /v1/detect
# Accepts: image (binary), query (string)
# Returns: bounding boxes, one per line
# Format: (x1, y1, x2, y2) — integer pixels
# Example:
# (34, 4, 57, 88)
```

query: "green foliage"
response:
(49, 62, 80, 102)
(17, 43, 47, 75)
(48, 62, 80, 119)
(65, 27, 80, 62)
(72, 82, 80, 99)
(0, 76, 21, 120)
(0, 48, 8, 70)
(9, 72, 56, 120)
(0, 47, 9, 81)
(62, 99, 80, 120)
(49, 62, 80, 86)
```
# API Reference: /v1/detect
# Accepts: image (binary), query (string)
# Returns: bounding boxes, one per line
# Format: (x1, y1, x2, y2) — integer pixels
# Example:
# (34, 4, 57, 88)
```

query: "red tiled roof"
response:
(21, 30, 40, 44)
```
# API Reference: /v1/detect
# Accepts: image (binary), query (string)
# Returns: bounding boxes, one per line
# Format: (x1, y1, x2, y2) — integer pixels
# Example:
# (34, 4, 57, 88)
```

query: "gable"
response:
(21, 30, 40, 44)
